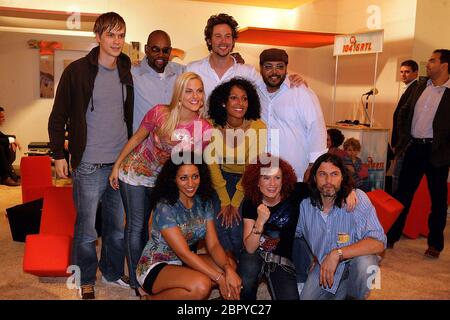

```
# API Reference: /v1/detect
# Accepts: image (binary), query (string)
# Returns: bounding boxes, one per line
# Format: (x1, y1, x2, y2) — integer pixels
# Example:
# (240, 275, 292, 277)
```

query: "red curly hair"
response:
(242, 154, 297, 206)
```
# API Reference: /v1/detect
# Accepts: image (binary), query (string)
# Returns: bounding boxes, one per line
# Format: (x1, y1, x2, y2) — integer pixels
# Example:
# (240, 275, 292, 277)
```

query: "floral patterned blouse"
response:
(136, 196, 215, 285)
(119, 104, 212, 187)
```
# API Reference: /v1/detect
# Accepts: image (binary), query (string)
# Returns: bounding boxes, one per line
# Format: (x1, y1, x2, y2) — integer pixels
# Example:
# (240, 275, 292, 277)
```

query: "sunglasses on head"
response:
(146, 45, 172, 54)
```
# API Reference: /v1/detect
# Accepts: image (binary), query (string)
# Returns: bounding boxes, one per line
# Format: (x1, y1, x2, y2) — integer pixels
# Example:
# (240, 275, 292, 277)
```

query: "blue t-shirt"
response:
(136, 196, 214, 284)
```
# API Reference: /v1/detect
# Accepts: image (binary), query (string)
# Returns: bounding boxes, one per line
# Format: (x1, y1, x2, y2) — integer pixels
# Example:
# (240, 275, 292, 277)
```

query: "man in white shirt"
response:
(187, 13, 304, 112)
(387, 49, 450, 258)
(257, 48, 328, 182)
(132, 30, 185, 132)
(186, 13, 259, 104)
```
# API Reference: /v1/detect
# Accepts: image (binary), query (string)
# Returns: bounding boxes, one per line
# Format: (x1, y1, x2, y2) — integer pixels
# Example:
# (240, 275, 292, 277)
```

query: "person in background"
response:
(132, 30, 185, 133)
(296, 153, 386, 300)
(207, 77, 266, 260)
(387, 49, 450, 258)
(0, 106, 21, 186)
(48, 12, 133, 299)
(136, 152, 242, 300)
(389, 60, 418, 194)
(327, 128, 347, 158)
(109, 72, 212, 295)
(343, 138, 369, 192)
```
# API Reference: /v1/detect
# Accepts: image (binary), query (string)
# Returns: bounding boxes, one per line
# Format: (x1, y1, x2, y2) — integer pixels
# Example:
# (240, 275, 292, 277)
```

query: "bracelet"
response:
(214, 272, 224, 282)
(252, 225, 262, 235)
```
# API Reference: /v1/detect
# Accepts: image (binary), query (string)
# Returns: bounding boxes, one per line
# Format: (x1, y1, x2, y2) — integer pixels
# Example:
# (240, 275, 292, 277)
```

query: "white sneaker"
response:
(101, 275, 130, 288)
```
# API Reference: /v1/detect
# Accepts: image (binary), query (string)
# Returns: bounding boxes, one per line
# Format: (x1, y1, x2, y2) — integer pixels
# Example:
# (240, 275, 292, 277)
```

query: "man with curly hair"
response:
(187, 13, 259, 104)
(187, 13, 304, 111)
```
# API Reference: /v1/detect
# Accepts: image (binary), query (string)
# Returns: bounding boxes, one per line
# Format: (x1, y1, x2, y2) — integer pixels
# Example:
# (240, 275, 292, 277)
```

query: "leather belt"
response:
(260, 251, 294, 269)
(411, 137, 433, 144)
(93, 162, 115, 168)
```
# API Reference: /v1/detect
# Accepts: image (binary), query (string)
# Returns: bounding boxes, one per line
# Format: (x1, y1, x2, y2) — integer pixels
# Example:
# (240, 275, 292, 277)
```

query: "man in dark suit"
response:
(387, 49, 450, 259)
(0, 106, 21, 186)
(390, 60, 418, 194)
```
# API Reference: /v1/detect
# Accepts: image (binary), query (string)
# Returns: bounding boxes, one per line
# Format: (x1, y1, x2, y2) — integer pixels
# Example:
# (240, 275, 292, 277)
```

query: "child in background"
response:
(343, 138, 369, 191)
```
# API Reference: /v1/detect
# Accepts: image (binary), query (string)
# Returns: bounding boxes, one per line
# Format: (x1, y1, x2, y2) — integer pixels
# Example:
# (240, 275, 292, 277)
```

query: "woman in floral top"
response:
(136, 152, 241, 300)
(109, 72, 212, 294)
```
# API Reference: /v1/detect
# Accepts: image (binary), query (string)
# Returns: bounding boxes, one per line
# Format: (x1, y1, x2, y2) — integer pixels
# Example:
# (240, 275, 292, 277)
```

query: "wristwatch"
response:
(336, 248, 344, 262)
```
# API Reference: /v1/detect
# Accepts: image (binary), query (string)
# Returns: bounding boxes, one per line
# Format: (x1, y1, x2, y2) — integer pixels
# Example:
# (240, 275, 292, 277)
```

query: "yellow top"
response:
(206, 119, 267, 208)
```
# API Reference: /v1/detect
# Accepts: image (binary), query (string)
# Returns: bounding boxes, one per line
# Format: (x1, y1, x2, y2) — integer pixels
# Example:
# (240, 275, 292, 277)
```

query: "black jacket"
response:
(0, 131, 15, 147)
(48, 46, 133, 169)
(391, 79, 418, 149)
(396, 78, 450, 167)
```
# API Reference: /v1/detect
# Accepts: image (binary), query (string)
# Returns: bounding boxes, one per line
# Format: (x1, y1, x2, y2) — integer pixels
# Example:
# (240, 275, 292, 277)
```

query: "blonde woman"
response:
(109, 72, 212, 295)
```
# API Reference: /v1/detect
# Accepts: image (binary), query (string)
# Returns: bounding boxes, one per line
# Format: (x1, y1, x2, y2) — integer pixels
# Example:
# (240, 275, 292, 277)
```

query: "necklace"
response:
(262, 198, 281, 207)
(225, 119, 248, 130)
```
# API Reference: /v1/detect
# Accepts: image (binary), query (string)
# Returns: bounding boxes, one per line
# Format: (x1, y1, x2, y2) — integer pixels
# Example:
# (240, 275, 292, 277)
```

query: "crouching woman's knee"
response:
(187, 274, 212, 300)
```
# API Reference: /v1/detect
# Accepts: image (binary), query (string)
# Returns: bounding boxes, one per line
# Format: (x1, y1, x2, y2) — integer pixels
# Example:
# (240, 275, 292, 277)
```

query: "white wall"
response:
(0, 31, 96, 164)
(413, 0, 450, 65)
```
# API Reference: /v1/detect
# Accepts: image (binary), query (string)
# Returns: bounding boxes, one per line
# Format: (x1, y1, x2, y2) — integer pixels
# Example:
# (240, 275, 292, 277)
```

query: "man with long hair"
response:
(295, 153, 385, 300)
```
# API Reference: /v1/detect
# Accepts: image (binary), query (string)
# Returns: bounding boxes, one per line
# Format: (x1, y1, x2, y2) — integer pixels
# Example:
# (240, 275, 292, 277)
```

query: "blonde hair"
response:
(158, 72, 205, 138)
(343, 137, 361, 151)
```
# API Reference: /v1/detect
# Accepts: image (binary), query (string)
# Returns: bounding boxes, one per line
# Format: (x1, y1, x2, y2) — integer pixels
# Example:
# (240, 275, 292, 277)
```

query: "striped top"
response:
(295, 189, 386, 294)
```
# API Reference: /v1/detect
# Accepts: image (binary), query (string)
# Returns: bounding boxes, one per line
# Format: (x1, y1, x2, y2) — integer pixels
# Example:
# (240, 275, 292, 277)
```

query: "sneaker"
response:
(78, 284, 95, 300)
(101, 275, 130, 288)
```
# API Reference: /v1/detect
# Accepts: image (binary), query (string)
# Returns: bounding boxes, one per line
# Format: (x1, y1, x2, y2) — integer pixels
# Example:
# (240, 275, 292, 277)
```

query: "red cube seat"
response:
(22, 186, 76, 277)
(20, 156, 53, 203)
(366, 189, 404, 233)
(23, 234, 72, 277)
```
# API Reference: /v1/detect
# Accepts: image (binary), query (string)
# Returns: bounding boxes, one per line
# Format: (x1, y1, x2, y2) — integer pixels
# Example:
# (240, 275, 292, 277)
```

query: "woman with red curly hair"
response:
(237, 155, 310, 300)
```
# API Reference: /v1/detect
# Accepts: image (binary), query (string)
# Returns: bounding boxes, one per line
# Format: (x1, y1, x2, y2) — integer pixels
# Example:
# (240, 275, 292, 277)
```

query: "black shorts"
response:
(142, 263, 168, 295)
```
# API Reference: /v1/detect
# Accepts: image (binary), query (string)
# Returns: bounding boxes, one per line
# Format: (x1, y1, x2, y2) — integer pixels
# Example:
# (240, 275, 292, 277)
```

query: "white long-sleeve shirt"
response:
(257, 78, 328, 181)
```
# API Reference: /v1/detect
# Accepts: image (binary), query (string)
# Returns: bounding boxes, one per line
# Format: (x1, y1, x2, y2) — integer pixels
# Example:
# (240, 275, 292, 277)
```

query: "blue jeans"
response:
(292, 237, 313, 283)
(300, 255, 380, 300)
(213, 171, 243, 260)
(238, 250, 299, 300)
(72, 162, 126, 286)
(119, 180, 152, 289)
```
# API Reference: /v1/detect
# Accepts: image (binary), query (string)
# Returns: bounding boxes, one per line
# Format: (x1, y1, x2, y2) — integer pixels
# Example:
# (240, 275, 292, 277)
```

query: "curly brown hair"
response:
(242, 154, 297, 206)
(204, 13, 239, 51)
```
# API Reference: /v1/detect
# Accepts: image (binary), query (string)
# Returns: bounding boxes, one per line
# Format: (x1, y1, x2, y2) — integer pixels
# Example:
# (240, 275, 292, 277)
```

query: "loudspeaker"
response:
(6, 198, 43, 242)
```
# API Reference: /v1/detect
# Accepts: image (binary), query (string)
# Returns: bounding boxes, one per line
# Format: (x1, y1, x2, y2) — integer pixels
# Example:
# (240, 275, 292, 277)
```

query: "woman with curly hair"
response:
(135, 152, 242, 300)
(206, 77, 266, 261)
(108, 72, 212, 295)
(237, 155, 310, 300)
